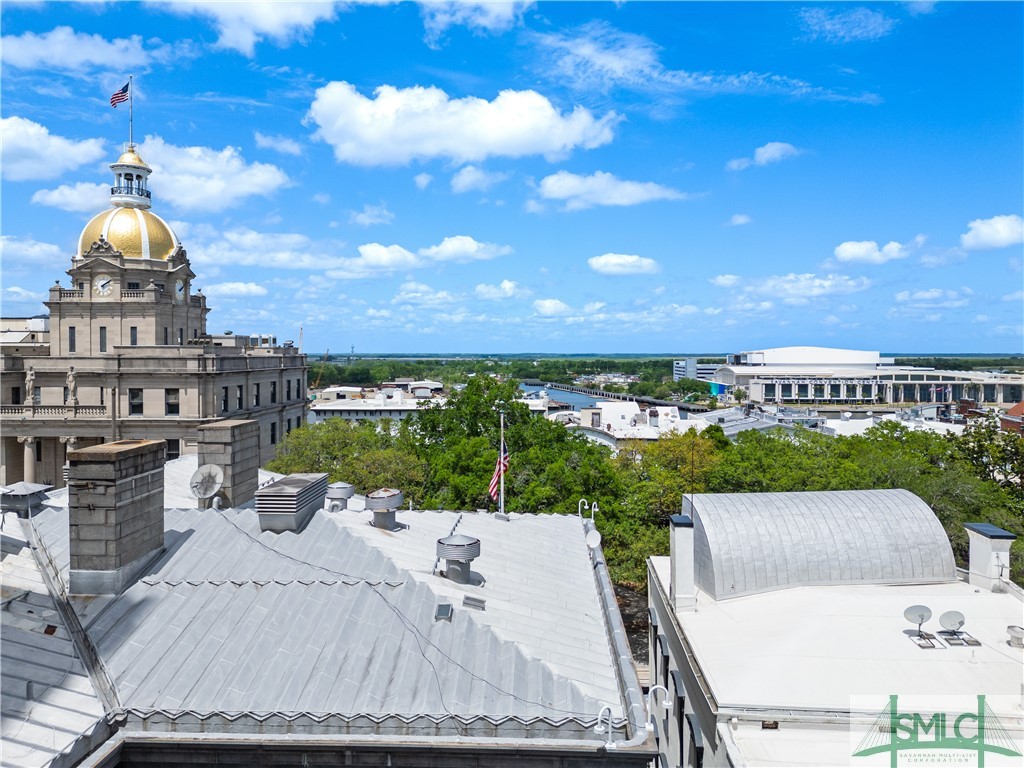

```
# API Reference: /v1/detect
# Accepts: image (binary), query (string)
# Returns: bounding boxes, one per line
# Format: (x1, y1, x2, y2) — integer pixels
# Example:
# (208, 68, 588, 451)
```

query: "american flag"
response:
(488, 440, 509, 500)
(110, 82, 130, 108)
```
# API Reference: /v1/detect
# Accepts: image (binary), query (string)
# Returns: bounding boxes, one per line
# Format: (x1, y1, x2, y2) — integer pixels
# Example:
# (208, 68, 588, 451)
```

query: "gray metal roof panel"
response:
(0, 514, 107, 768)
(689, 489, 956, 600)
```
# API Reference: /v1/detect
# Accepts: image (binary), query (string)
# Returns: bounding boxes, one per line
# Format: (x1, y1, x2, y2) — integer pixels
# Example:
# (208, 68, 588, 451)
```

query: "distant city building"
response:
(714, 346, 1022, 405)
(310, 389, 552, 425)
(648, 490, 1023, 767)
(553, 401, 690, 449)
(999, 401, 1024, 435)
(672, 359, 719, 382)
(2, 438, 655, 766)
(0, 145, 306, 488)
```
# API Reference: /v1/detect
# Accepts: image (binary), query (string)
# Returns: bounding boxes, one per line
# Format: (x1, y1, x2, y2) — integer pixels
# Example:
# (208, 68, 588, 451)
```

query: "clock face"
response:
(93, 274, 114, 296)
(175, 280, 186, 302)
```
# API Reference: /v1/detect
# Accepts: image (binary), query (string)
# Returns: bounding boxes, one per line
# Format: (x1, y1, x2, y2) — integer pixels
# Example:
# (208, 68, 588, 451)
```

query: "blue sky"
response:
(2, 1, 1022, 354)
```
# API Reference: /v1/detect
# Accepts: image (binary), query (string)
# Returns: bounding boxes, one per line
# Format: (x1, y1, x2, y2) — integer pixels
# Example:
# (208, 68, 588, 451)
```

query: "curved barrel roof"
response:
(687, 489, 956, 600)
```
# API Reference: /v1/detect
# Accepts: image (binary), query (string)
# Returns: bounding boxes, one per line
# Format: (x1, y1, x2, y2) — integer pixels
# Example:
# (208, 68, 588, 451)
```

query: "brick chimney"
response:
(197, 419, 259, 509)
(67, 440, 165, 595)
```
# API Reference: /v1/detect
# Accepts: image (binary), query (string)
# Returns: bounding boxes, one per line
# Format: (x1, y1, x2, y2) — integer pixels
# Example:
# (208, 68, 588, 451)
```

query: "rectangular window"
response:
(296, 378, 302, 399)
(165, 439, 181, 460)
(286, 380, 292, 400)
(163, 327, 169, 346)
(253, 383, 261, 407)
(129, 388, 144, 415)
(68, 326, 76, 353)
(33, 386, 40, 405)
(271, 381, 277, 404)
(178, 328, 184, 345)
(236, 385, 244, 410)
(270, 422, 277, 445)
(100, 387, 105, 406)
(12, 386, 21, 405)
(130, 326, 138, 346)
(127, 281, 141, 290)
(64, 386, 69, 403)
(286, 418, 292, 433)
(165, 388, 180, 415)
(35, 441, 42, 462)
(99, 326, 107, 352)
(193, 329, 198, 339)
(221, 387, 229, 413)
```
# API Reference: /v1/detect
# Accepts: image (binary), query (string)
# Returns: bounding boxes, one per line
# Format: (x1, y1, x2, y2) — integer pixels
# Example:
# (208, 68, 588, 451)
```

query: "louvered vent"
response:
(255, 473, 328, 533)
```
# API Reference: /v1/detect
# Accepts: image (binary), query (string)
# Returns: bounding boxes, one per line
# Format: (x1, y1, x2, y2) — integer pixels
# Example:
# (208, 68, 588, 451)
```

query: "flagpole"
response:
(498, 412, 505, 516)
(128, 75, 134, 147)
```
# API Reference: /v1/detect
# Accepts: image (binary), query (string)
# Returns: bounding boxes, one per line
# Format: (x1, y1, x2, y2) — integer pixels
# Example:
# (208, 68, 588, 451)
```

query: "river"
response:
(519, 383, 598, 411)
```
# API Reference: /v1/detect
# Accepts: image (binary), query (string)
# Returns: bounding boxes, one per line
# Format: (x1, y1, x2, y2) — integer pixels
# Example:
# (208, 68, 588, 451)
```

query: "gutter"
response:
(585, 518, 657, 754)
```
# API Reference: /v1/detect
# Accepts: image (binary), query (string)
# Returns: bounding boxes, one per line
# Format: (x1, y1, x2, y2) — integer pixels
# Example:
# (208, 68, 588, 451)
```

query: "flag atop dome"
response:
(110, 81, 129, 108)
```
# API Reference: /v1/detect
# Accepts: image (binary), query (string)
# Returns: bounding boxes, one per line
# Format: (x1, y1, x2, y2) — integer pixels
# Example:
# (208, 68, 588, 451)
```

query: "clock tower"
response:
(47, 145, 208, 354)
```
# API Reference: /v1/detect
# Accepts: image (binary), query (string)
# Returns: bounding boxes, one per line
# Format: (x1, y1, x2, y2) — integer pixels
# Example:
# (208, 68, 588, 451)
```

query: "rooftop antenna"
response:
(189, 464, 224, 503)
(904, 604, 932, 637)
(939, 610, 966, 638)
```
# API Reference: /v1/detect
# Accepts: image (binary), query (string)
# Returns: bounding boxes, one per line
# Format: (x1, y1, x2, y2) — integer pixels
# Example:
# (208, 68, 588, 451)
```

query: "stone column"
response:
(18, 436, 36, 483)
(60, 436, 78, 487)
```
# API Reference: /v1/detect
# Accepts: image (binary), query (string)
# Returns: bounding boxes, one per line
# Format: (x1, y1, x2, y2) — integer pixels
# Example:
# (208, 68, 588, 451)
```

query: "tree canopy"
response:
(270, 389, 1024, 588)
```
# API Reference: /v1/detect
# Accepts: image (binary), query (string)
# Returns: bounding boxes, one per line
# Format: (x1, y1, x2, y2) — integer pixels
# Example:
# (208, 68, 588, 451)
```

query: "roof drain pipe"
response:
(585, 518, 653, 752)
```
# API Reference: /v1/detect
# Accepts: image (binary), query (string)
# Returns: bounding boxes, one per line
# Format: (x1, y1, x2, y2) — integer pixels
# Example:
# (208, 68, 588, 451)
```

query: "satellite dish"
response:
(586, 529, 603, 550)
(190, 464, 224, 500)
(904, 604, 932, 636)
(939, 610, 965, 633)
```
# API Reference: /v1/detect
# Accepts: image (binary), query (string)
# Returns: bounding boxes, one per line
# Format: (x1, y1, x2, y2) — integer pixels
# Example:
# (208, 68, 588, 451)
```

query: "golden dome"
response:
(114, 148, 150, 169)
(78, 208, 179, 260)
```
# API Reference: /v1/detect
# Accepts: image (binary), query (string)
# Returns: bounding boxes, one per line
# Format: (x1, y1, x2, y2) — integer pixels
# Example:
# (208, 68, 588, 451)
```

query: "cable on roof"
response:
(213, 508, 607, 720)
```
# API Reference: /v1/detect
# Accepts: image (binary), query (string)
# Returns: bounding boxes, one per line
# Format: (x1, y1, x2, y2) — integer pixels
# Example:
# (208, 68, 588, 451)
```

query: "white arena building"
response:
(713, 346, 1022, 406)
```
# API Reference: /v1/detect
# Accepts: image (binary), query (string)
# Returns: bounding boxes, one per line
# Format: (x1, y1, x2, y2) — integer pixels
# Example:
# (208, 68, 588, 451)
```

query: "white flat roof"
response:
(652, 557, 1023, 713)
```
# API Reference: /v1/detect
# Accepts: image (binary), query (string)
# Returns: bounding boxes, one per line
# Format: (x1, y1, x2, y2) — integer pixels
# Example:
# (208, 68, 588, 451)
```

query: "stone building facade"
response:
(0, 146, 307, 488)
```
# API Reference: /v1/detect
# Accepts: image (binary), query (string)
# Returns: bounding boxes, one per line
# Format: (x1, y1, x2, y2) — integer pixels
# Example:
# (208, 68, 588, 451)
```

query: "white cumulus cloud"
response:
(475, 279, 529, 300)
(349, 203, 395, 227)
(960, 214, 1024, 250)
(254, 131, 303, 156)
(451, 165, 509, 193)
(160, 0, 338, 56)
(31, 182, 109, 213)
(203, 282, 269, 297)
(834, 235, 922, 264)
(726, 141, 801, 172)
(537, 170, 684, 210)
(140, 135, 290, 212)
(414, 173, 433, 189)
(749, 273, 871, 301)
(1, 25, 184, 74)
(711, 274, 740, 287)
(308, 81, 618, 166)
(1, 117, 105, 181)
(0, 235, 66, 269)
(534, 298, 571, 316)
(392, 280, 457, 305)
(727, 214, 751, 226)
(418, 235, 511, 262)
(420, 1, 532, 46)
(587, 253, 660, 275)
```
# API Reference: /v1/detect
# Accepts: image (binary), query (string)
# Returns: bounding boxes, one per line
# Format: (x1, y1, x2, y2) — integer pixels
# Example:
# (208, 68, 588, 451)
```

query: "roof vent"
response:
(366, 488, 403, 530)
(1008, 626, 1024, 648)
(437, 533, 481, 584)
(255, 473, 328, 533)
(325, 481, 355, 511)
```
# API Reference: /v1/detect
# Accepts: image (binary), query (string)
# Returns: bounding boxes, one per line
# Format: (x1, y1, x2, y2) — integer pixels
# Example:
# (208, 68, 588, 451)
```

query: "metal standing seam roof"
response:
(26, 504, 630, 741)
(0, 514, 107, 768)
(685, 489, 957, 600)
